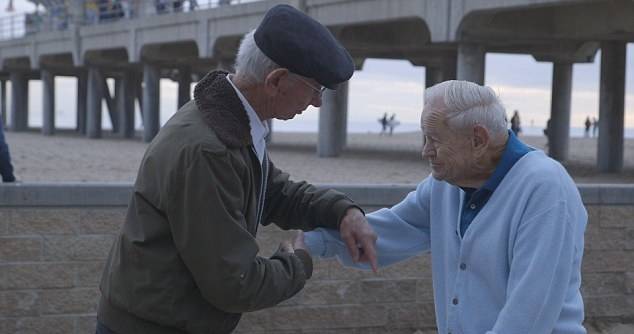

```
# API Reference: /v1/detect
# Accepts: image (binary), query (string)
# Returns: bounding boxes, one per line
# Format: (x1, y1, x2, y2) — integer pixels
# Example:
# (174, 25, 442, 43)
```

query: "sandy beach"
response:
(3, 130, 634, 184)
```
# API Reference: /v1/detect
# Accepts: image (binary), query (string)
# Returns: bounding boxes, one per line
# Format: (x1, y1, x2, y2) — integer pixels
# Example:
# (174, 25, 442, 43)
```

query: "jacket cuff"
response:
(293, 249, 313, 279)
(332, 199, 365, 229)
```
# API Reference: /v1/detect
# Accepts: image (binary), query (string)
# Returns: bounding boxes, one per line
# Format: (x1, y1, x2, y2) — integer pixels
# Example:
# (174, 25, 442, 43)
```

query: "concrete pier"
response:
(548, 62, 573, 161)
(457, 43, 485, 85)
(87, 67, 103, 139)
(41, 69, 55, 136)
(1, 80, 6, 127)
(597, 41, 626, 172)
(318, 82, 348, 157)
(142, 63, 160, 143)
(76, 71, 87, 135)
(178, 67, 191, 109)
(119, 72, 136, 139)
(9, 72, 29, 131)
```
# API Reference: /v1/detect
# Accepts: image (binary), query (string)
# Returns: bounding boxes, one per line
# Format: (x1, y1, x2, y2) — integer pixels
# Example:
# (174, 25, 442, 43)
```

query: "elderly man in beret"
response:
(96, 5, 377, 334)
(302, 80, 588, 334)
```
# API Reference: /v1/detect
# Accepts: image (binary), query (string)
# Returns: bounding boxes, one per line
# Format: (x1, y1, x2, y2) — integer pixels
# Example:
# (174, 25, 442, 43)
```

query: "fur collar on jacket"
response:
(193, 70, 253, 148)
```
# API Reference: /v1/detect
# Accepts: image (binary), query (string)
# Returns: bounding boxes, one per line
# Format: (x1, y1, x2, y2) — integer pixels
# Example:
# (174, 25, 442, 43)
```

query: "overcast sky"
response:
(1, 1, 633, 133)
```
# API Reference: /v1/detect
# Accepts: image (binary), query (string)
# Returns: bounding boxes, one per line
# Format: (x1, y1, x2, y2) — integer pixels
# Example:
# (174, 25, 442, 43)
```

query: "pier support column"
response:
(548, 62, 573, 162)
(143, 63, 160, 142)
(9, 72, 29, 131)
(42, 69, 55, 136)
(87, 67, 104, 138)
(425, 67, 445, 88)
(597, 41, 626, 172)
(318, 81, 348, 157)
(457, 43, 485, 85)
(1, 80, 6, 128)
(118, 72, 136, 138)
(77, 70, 87, 134)
(178, 67, 191, 109)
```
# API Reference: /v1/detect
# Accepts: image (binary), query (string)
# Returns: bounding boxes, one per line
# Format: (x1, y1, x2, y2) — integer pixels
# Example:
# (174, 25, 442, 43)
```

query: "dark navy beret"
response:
(254, 4, 354, 89)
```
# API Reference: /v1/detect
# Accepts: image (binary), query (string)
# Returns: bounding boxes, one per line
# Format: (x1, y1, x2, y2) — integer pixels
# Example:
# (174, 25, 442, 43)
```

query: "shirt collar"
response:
(481, 130, 533, 192)
(226, 75, 269, 163)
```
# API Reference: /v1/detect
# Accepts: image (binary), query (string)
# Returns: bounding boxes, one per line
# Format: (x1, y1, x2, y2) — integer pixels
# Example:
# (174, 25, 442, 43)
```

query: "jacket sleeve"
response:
(166, 148, 309, 313)
(263, 159, 359, 231)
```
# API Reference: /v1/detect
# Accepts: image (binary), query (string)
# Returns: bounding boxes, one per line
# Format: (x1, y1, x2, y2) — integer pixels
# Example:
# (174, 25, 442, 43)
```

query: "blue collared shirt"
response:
(459, 130, 533, 237)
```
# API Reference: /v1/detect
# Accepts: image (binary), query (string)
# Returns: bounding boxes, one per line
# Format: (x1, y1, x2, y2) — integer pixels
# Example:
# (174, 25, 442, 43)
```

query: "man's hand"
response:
(294, 231, 307, 251)
(339, 207, 378, 273)
(278, 241, 294, 253)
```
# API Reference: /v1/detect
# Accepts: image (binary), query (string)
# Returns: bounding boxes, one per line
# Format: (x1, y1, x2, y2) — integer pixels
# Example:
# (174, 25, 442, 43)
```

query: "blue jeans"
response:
(0, 117, 15, 182)
(95, 321, 118, 334)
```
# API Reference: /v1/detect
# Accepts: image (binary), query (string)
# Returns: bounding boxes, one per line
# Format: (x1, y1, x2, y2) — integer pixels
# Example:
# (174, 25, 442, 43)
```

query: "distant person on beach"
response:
(302, 80, 588, 334)
(0, 117, 16, 183)
(510, 109, 521, 135)
(388, 113, 399, 136)
(584, 116, 591, 138)
(378, 112, 388, 135)
(96, 5, 377, 334)
(592, 117, 599, 138)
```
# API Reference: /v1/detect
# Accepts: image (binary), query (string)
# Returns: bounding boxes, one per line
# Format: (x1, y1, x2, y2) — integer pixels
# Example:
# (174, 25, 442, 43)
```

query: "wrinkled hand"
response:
(339, 207, 378, 273)
(278, 240, 294, 253)
(294, 231, 307, 251)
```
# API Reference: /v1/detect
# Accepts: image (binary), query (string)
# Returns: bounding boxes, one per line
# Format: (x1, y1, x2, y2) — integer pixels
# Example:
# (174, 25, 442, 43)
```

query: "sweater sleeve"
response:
(487, 200, 583, 334)
(305, 178, 433, 269)
(166, 149, 308, 313)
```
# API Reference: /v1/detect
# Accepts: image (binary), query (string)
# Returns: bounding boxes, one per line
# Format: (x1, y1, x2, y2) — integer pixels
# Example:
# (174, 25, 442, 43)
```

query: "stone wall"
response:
(0, 184, 632, 333)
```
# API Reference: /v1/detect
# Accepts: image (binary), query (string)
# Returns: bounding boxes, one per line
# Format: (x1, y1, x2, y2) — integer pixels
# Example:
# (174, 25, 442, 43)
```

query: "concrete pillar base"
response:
(548, 62, 573, 161)
(597, 41, 626, 172)
(76, 71, 87, 135)
(178, 67, 191, 109)
(119, 72, 137, 139)
(87, 67, 103, 139)
(9, 72, 29, 131)
(457, 43, 485, 85)
(42, 69, 55, 136)
(318, 82, 349, 157)
(143, 63, 161, 142)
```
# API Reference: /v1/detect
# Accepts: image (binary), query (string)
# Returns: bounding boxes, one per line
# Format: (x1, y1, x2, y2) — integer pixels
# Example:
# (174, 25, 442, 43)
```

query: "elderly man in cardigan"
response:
(96, 5, 377, 334)
(303, 80, 587, 334)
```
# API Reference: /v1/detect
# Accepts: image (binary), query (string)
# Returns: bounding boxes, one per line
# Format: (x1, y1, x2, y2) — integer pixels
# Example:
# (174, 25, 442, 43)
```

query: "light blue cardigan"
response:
(305, 150, 587, 334)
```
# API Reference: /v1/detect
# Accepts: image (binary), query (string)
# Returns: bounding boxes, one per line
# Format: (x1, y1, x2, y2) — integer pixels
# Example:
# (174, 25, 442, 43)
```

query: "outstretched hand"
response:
(339, 207, 378, 273)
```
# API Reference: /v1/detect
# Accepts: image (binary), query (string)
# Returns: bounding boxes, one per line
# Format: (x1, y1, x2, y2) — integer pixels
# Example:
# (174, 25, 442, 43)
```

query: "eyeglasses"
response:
(289, 73, 327, 97)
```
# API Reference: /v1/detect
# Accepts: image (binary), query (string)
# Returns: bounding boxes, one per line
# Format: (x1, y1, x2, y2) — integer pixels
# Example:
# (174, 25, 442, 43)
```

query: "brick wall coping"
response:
(1, 183, 633, 207)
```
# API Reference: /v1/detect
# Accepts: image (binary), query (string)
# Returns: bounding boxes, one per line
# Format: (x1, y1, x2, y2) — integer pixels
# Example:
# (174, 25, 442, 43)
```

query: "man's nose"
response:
(422, 143, 434, 159)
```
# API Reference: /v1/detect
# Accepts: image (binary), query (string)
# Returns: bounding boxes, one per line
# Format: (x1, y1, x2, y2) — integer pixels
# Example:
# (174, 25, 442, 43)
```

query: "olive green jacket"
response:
(98, 71, 357, 334)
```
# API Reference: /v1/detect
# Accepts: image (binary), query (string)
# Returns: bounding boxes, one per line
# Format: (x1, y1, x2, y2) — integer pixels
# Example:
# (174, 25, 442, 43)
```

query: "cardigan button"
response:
(469, 203, 476, 210)
(452, 298, 459, 305)
(460, 263, 466, 270)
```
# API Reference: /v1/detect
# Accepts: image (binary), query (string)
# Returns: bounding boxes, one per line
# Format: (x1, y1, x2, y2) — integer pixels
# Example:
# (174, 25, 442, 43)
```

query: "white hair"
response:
(424, 80, 508, 141)
(234, 30, 280, 85)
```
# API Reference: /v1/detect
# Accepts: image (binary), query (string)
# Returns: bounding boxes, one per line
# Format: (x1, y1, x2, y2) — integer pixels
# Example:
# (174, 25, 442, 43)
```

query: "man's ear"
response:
(471, 125, 490, 154)
(263, 68, 289, 97)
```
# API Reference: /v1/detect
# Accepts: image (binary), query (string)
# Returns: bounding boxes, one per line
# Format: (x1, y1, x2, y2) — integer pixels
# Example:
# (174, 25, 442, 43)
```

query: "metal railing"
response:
(0, 0, 259, 41)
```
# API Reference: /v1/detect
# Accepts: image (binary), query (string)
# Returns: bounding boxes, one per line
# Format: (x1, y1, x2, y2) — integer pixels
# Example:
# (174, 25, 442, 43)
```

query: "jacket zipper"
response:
(251, 146, 267, 234)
